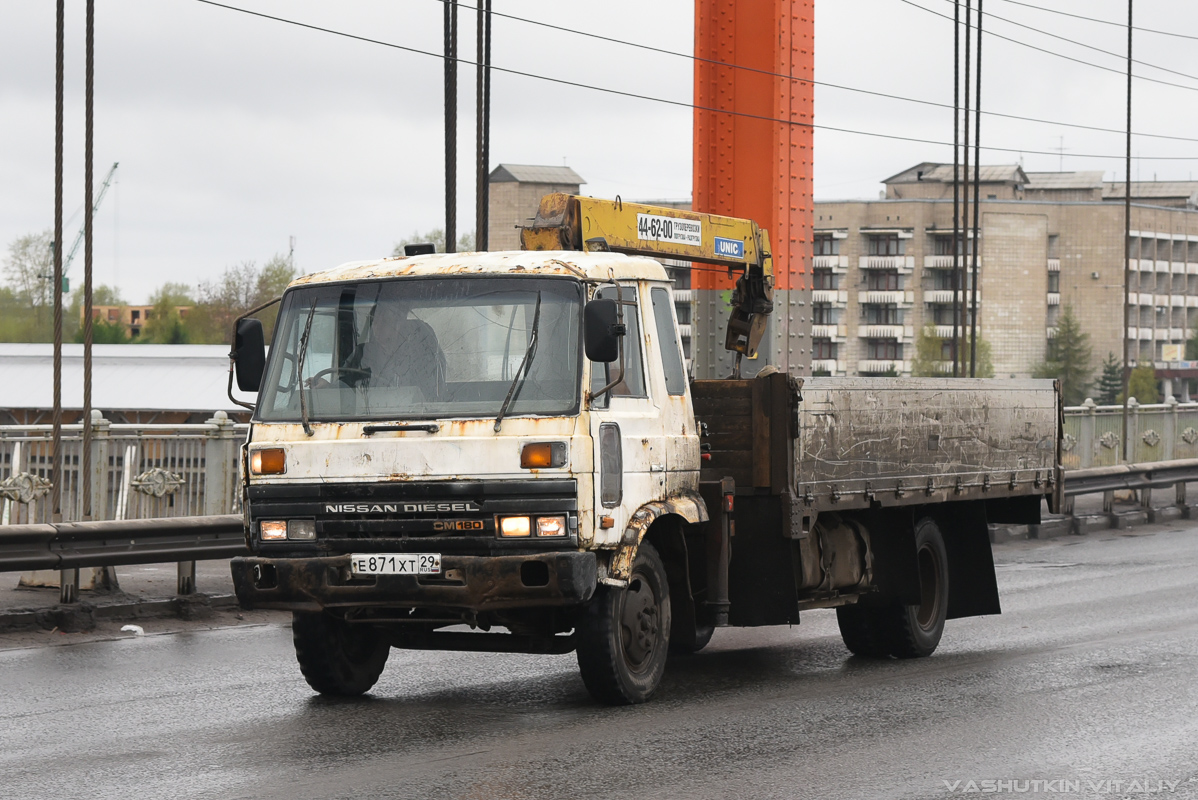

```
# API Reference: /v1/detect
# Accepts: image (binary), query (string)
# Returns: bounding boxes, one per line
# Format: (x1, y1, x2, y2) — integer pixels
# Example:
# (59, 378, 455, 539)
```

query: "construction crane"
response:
(519, 193, 774, 371)
(54, 161, 119, 292)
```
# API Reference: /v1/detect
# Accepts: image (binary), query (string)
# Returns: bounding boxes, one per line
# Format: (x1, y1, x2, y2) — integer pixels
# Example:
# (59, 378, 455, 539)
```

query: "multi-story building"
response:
(815, 164, 1198, 397)
(87, 304, 192, 340)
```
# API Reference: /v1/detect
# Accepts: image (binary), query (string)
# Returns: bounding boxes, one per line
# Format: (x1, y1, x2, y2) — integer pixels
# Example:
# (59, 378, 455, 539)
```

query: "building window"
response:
(814, 235, 840, 256)
(866, 270, 899, 291)
(866, 339, 901, 360)
(1048, 234, 1060, 259)
(867, 234, 904, 256)
(1047, 272, 1060, 292)
(933, 236, 973, 256)
(1047, 306, 1061, 327)
(813, 339, 836, 359)
(863, 304, 900, 325)
(812, 268, 837, 290)
(813, 303, 834, 325)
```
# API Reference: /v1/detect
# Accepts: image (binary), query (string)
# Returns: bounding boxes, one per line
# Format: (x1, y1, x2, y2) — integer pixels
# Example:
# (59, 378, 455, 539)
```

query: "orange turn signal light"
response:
(520, 442, 567, 469)
(251, 448, 286, 475)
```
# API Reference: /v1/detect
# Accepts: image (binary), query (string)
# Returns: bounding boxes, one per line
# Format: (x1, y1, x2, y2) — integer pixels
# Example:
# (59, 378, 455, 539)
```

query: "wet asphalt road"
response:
(3, 524, 1198, 800)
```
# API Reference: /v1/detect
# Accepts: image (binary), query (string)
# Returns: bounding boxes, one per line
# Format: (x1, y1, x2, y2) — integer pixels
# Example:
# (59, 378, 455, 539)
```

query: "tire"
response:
(292, 611, 390, 696)
(576, 541, 672, 705)
(887, 516, 949, 658)
(670, 622, 715, 655)
(835, 517, 949, 659)
(836, 603, 892, 658)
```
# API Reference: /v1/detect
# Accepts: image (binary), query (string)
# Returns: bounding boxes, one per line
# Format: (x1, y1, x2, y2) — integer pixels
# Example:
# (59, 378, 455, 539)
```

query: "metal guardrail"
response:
(0, 459, 1195, 609)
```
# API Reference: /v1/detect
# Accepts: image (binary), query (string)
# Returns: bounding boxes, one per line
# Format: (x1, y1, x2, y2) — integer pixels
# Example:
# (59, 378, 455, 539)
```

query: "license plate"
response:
(350, 553, 441, 575)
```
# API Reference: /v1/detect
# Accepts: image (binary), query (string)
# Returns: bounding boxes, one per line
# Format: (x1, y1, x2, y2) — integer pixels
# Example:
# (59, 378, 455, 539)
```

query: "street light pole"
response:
(1121, 0, 1133, 462)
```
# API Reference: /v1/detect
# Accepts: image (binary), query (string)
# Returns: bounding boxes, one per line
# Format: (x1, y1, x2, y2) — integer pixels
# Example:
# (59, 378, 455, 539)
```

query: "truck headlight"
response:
(250, 448, 286, 475)
(287, 519, 316, 540)
(535, 516, 567, 537)
(498, 516, 531, 537)
(260, 520, 287, 540)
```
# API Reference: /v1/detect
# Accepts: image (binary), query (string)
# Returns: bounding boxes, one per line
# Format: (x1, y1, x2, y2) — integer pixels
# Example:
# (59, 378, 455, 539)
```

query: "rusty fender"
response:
(605, 492, 709, 584)
(231, 551, 598, 613)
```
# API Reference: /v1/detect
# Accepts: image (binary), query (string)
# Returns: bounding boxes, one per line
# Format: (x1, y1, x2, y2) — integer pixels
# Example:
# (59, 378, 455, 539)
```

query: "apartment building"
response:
(814, 164, 1198, 395)
(88, 304, 192, 339)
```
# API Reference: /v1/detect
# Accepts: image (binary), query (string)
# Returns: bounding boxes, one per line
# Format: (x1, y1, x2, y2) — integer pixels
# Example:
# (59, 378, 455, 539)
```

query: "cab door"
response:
(588, 281, 667, 547)
(647, 284, 700, 496)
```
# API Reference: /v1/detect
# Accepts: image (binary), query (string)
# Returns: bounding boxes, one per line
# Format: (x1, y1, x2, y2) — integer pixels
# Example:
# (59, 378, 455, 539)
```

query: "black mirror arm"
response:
(587, 280, 626, 404)
(227, 295, 282, 411)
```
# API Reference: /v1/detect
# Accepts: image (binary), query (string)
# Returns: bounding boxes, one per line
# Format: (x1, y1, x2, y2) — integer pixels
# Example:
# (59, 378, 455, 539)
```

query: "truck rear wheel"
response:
(292, 611, 390, 696)
(576, 541, 671, 705)
(836, 516, 949, 659)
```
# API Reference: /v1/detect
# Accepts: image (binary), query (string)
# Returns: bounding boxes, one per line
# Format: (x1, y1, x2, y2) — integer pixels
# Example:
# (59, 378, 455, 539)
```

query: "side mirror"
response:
(234, 318, 266, 392)
(584, 298, 624, 362)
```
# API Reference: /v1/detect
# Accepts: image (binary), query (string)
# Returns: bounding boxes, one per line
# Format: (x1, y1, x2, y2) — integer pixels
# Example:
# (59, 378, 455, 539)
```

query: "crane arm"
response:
(63, 162, 119, 276)
(520, 193, 774, 359)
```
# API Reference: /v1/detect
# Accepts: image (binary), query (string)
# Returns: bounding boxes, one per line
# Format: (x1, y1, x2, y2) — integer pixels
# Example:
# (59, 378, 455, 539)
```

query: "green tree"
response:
(85, 318, 130, 344)
(1032, 305, 1092, 405)
(185, 255, 296, 344)
(141, 283, 193, 344)
(67, 284, 126, 342)
(1095, 352, 1123, 405)
(910, 323, 994, 378)
(3, 230, 54, 309)
(393, 229, 475, 256)
(1126, 364, 1160, 404)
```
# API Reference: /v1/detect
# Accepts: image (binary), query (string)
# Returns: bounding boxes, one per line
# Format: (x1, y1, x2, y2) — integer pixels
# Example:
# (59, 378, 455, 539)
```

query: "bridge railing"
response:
(0, 411, 247, 526)
(1062, 398, 1198, 469)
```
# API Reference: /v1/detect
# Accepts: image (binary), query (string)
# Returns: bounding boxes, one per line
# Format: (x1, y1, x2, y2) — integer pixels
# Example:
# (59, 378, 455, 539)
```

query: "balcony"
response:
(811, 323, 847, 339)
(1047, 292, 1060, 306)
(859, 324, 909, 339)
(858, 290, 913, 305)
(858, 359, 908, 374)
(1172, 295, 1186, 307)
(1048, 258, 1061, 272)
(812, 289, 848, 304)
(859, 255, 914, 272)
(923, 289, 979, 305)
(812, 255, 848, 271)
(677, 323, 692, 341)
(923, 255, 981, 269)
(1047, 327, 1057, 339)
(1155, 328, 1171, 340)
(1171, 327, 1186, 339)
(672, 289, 692, 304)
(811, 359, 844, 374)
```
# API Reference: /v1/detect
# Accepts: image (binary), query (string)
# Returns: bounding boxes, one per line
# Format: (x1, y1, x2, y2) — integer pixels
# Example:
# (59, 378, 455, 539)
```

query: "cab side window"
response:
(650, 287, 686, 395)
(590, 285, 646, 403)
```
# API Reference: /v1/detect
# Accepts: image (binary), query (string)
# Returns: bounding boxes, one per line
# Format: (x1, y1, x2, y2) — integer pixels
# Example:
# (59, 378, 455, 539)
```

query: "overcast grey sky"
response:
(3, 0, 1197, 302)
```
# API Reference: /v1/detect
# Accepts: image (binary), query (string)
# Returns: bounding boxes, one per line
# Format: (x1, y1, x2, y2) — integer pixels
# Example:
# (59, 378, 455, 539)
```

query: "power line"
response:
(899, 0, 1198, 94)
(925, 0, 1198, 85)
(189, 0, 1198, 161)
(993, 0, 1198, 44)
(449, 0, 1198, 145)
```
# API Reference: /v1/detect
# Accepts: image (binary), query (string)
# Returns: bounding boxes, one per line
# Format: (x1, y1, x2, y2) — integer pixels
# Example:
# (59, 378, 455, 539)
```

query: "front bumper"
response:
(231, 551, 598, 613)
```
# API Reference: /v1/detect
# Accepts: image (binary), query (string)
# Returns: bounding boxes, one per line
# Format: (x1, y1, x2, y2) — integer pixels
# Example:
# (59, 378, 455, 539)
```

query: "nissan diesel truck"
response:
(229, 194, 1062, 705)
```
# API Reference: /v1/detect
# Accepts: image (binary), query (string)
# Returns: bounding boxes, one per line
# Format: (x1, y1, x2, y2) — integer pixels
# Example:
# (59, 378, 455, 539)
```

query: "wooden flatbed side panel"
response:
(797, 377, 1059, 512)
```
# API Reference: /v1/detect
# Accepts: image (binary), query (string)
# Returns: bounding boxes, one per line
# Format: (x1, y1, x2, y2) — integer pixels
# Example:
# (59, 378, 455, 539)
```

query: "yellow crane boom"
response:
(520, 193, 774, 361)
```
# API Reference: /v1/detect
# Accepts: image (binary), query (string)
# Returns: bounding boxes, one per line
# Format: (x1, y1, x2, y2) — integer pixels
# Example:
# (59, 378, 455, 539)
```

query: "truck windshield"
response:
(256, 277, 583, 422)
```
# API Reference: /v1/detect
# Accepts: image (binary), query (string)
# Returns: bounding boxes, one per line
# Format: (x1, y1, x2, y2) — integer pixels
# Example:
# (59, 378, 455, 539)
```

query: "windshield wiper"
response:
(296, 299, 317, 437)
(494, 292, 541, 433)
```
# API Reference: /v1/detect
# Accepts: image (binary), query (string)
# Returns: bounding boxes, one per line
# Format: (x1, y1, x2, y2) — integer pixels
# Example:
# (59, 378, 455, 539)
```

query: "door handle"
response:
(650, 463, 666, 472)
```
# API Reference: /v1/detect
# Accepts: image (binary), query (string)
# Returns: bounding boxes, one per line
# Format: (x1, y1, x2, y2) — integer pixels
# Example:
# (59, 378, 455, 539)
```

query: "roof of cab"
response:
(288, 250, 669, 289)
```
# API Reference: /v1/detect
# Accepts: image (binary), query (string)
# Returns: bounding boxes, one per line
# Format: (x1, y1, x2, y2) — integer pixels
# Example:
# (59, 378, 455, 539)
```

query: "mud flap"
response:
(937, 503, 1002, 619)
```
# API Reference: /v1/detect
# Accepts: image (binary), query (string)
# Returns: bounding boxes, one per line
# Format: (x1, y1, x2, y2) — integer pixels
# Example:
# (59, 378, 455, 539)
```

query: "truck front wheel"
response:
(292, 611, 390, 696)
(836, 516, 949, 659)
(576, 541, 672, 705)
